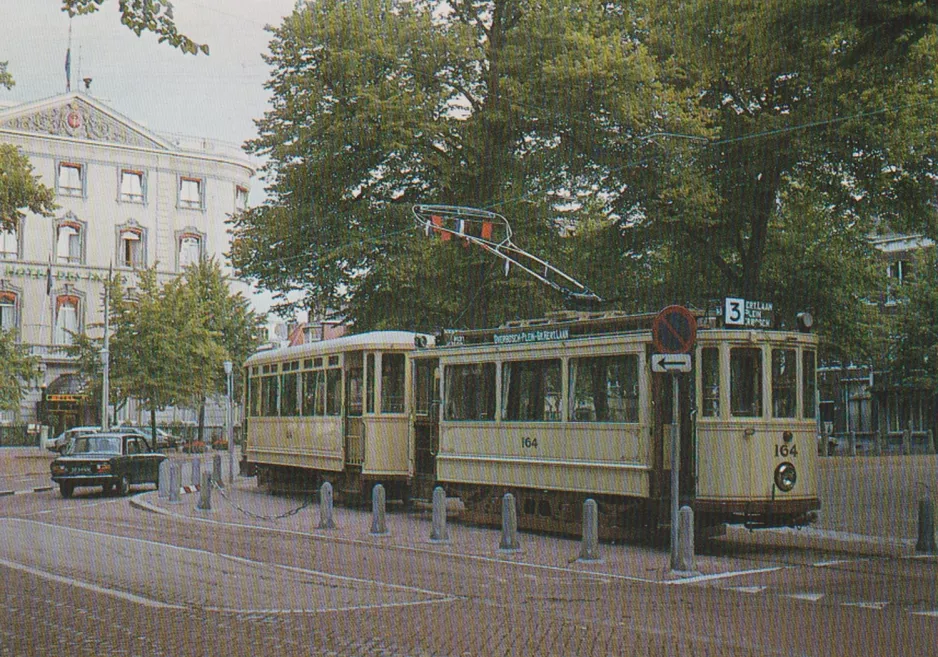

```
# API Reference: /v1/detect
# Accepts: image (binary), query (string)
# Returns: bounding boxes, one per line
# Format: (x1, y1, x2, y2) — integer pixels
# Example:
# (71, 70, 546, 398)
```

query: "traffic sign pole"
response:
(670, 374, 680, 571)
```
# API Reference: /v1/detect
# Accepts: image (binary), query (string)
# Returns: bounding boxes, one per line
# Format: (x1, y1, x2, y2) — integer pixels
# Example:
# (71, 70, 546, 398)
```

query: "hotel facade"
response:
(0, 91, 254, 431)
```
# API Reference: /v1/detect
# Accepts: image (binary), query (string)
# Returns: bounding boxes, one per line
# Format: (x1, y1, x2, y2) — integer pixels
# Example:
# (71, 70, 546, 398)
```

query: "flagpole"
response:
(65, 18, 72, 93)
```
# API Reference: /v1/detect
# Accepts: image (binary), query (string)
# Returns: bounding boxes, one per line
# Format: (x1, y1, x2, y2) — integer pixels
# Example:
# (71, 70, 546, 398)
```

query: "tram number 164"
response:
(522, 437, 539, 449)
(775, 444, 798, 457)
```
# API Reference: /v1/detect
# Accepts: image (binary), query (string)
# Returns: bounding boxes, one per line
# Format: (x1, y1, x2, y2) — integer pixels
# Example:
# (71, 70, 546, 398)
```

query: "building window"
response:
(57, 162, 84, 197)
(54, 295, 80, 345)
(0, 292, 16, 331)
(178, 176, 204, 210)
(120, 169, 145, 203)
(56, 221, 83, 264)
(177, 232, 203, 269)
(235, 185, 249, 212)
(118, 227, 145, 268)
(0, 224, 18, 259)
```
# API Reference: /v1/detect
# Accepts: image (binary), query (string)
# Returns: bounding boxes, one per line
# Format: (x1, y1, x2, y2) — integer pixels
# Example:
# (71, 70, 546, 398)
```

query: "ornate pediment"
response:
(0, 94, 169, 150)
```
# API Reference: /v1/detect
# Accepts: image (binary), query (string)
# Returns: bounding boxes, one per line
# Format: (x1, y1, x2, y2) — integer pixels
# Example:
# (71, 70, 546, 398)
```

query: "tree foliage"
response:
(235, 0, 938, 360)
(0, 329, 39, 413)
(61, 0, 209, 55)
(232, 0, 701, 330)
(890, 248, 938, 389)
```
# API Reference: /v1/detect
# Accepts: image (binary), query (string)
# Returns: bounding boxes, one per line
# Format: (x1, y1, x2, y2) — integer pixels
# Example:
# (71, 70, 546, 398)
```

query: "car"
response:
(48, 426, 101, 454)
(115, 426, 179, 451)
(50, 432, 166, 498)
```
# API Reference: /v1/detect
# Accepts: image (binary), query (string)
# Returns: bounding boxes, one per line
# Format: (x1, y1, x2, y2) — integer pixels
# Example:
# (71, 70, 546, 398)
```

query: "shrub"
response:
(212, 439, 229, 451)
(183, 440, 208, 454)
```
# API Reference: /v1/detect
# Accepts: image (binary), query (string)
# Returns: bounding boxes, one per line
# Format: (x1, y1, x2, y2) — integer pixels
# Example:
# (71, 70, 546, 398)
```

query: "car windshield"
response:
(69, 436, 122, 455)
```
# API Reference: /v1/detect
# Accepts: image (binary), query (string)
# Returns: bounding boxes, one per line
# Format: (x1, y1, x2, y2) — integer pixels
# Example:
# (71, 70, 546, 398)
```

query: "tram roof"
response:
(245, 330, 430, 367)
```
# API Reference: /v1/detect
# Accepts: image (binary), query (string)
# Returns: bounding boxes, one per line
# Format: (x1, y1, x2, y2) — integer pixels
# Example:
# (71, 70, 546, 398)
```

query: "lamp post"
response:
(223, 360, 233, 483)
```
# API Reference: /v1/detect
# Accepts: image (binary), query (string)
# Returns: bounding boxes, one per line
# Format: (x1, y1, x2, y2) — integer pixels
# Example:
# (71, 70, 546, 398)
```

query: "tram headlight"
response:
(774, 462, 797, 492)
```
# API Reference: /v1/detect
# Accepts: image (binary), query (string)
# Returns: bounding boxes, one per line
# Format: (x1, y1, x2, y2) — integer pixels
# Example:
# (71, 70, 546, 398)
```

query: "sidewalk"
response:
(0, 446, 55, 477)
(130, 474, 915, 586)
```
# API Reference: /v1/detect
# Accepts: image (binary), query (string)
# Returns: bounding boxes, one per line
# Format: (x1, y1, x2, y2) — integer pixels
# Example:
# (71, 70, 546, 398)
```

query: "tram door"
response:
(412, 357, 440, 498)
(651, 365, 696, 519)
(344, 353, 365, 467)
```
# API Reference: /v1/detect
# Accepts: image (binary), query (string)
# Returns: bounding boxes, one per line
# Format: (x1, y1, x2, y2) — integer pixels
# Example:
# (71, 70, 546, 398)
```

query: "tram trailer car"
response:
(243, 331, 429, 502)
(242, 312, 820, 539)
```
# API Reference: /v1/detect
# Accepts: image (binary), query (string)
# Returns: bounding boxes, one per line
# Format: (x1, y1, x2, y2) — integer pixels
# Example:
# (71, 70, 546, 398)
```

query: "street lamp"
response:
(223, 360, 233, 483)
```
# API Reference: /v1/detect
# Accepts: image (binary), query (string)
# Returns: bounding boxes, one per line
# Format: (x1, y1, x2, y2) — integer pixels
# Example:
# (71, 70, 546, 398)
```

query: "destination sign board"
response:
(724, 297, 774, 328)
(493, 328, 570, 345)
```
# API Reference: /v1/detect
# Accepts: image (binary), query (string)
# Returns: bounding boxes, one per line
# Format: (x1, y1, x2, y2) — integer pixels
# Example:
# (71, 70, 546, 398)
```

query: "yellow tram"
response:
(243, 310, 820, 538)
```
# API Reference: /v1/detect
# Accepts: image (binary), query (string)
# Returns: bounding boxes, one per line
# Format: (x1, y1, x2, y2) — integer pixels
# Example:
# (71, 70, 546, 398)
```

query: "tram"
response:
(242, 309, 820, 538)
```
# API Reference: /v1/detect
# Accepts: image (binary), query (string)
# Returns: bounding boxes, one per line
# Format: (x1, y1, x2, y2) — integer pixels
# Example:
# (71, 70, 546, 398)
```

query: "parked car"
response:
(116, 426, 179, 451)
(50, 432, 166, 498)
(48, 426, 101, 454)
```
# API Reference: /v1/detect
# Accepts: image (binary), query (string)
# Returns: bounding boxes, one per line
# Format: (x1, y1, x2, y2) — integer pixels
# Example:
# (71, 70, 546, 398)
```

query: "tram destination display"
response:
(724, 297, 774, 328)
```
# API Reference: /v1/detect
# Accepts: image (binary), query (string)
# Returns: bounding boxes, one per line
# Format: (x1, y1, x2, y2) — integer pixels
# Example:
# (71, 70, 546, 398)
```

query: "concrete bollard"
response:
(499, 493, 520, 552)
(370, 484, 388, 536)
(168, 462, 180, 503)
(672, 505, 697, 572)
(158, 460, 171, 499)
(916, 499, 937, 554)
(430, 486, 449, 542)
(191, 459, 201, 488)
(578, 498, 600, 562)
(212, 454, 224, 487)
(319, 481, 336, 530)
(197, 471, 212, 511)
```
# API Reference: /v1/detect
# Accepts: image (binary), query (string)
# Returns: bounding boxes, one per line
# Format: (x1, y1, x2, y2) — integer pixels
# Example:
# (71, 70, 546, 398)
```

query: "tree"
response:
(61, 0, 209, 55)
(890, 248, 938, 390)
(108, 268, 227, 439)
(598, 0, 938, 351)
(181, 258, 263, 441)
(0, 329, 39, 414)
(231, 0, 701, 330)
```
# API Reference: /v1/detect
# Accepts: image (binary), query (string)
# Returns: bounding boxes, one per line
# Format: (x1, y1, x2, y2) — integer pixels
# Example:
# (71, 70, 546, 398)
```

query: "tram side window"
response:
(503, 359, 562, 422)
(281, 371, 300, 416)
(730, 348, 762, 417)
(381, 353, 405, 413)
(326, 368, 342, 415)
(444, 363, 496, 421)
(248, 376, 260, 418)
(261, 375, 279, 416)
(366, 354, 376, 414)
(772, 349, 797, 418)
(301, 370, 326, 416)
(803, 350, 817, 419)
(701, 348, 720, 417)
(569, 355, 639, 422)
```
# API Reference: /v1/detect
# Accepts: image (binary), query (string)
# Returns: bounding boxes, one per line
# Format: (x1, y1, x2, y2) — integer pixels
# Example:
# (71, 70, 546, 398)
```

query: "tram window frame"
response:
(802, 349, 817, 419)
(701, 347, 720, 417)
(381, 352, 406, 414)
(502, 358, 562, 422)
(771, 348, 797, 418)
(280, 361, 301, 417)
(414, 360, 439, 416)
(730, 347, 763, 417)
(248, 375, 260, 418)
(568, 354, 639, 423)
(444, 362, 496, 421)
(301, 369, 326, 416)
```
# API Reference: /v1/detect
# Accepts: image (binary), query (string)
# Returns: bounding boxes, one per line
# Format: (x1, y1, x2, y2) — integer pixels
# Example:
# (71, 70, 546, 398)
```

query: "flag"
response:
(65, 48, 71, 92)
(46, 260, 52, 295)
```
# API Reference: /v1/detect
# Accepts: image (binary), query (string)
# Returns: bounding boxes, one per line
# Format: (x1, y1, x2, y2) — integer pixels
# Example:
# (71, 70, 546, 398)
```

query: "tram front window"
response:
(381, 353, 405, 413)
(701, 347, 720, 417)
(730, 347, 762, 417)
(803, 350, 817, 419)
(772, 349, 797, 418)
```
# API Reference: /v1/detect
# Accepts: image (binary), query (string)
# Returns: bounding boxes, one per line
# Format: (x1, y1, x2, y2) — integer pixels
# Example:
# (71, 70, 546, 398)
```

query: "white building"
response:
(0, 91, 254, 429)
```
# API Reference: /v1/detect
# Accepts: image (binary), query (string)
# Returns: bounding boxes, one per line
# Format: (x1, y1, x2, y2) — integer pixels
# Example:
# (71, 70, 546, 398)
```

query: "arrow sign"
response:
(651, 353, 692, 373)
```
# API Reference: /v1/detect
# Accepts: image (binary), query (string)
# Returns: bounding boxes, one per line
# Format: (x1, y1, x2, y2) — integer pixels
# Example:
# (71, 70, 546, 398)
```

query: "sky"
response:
(0, 0, 300, 317)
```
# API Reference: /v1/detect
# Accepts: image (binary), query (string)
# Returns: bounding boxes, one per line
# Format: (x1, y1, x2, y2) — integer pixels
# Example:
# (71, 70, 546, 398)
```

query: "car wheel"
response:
(117, 476, 130, 496)
(60, 482, 74, 498)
